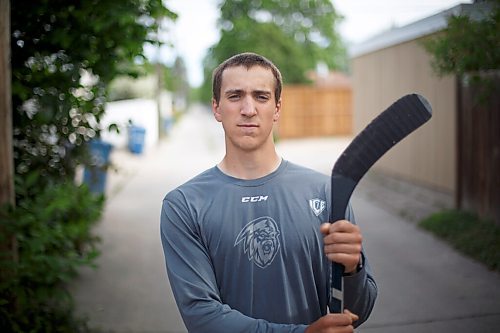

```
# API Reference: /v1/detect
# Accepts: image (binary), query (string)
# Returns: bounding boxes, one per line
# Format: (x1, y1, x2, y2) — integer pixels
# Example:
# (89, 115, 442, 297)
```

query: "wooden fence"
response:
(457, 71, 500, 225)
(277, 85, 352, 139)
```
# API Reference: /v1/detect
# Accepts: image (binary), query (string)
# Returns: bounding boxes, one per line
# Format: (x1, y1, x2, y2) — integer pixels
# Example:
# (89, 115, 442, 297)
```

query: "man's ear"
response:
(212, 98, 222, 122)
(273, 99, 282, 122)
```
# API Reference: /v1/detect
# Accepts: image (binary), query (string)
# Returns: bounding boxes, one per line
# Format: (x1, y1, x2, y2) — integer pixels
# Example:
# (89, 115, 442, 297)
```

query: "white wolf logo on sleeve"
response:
(234, 216, 281, 268)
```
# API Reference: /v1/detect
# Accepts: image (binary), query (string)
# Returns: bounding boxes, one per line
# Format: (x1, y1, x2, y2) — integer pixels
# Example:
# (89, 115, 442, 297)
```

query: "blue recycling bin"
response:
(128, 125, 146, 154)
(83, 140, 113, 194)
(163, 117, 173, 134)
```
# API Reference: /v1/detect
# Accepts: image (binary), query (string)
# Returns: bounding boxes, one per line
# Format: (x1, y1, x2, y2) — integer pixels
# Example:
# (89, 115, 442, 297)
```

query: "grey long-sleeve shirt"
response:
(160, 160, 377, 332)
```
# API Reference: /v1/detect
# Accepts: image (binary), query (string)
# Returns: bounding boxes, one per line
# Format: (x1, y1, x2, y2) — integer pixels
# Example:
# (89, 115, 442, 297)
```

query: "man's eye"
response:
(228, 95, 239, 100)
(257, 95, 269, 101)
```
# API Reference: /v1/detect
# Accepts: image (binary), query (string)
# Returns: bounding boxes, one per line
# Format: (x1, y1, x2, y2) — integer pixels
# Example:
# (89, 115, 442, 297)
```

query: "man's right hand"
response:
(305, 310, 359, 333)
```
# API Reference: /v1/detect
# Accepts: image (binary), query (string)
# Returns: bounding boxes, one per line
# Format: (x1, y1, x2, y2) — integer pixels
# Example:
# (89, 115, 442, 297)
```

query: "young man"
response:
(160, 52, 377, 333)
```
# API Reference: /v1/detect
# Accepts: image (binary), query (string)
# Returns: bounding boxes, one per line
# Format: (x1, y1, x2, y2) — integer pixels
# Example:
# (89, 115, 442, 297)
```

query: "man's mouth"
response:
(238, 124, 258, 128)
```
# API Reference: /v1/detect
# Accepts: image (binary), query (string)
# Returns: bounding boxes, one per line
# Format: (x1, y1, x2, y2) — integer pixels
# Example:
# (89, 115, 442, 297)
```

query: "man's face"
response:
(212, 65, 281, 153)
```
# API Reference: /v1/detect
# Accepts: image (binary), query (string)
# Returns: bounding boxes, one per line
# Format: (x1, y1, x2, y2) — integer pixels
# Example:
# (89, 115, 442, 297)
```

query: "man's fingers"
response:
(344, 309, 359, 322)
(318, 313, 353, 327)
(305, 312, 358, 333)
(324, 231, 362, 246)
(324, 242, 362, 254)
(321, 220, 359, 236)
(320, 223, 331, 235)
(329, 220, 359, 233)
(325, 253, 360, 272)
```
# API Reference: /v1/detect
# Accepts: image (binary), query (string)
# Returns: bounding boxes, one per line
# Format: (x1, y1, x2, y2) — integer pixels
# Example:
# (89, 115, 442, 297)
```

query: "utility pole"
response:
(0, 0, 18, 278)
(0, 0, 14, 207)
(1, 0, 18, 304)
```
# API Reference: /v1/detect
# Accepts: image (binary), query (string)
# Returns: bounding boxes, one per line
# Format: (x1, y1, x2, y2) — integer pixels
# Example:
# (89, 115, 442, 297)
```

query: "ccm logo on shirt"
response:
(241, 195, 268, 203)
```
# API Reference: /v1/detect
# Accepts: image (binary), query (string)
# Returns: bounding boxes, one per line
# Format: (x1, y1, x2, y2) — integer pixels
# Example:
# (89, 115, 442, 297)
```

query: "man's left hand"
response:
(320, 221, 362, 274)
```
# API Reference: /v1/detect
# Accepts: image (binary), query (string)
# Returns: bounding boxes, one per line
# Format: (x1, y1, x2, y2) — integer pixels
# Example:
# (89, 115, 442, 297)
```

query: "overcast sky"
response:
(152, 0, 472, 87)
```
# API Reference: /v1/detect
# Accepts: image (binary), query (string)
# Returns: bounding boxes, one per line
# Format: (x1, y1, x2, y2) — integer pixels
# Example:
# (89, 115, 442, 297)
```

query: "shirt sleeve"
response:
(160, 194, 308, 333)
(333, 204, 378, 327)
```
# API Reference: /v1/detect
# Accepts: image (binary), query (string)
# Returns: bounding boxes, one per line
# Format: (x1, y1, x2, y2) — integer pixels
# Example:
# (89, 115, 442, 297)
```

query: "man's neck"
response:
(218, 149, 282, 180)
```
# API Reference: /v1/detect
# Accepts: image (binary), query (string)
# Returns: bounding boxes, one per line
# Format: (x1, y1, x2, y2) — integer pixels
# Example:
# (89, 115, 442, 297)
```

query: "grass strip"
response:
(419, 209, 500, 272)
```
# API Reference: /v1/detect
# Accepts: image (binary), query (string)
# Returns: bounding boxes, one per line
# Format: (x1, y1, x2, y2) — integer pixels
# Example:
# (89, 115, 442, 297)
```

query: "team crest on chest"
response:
(234, 216, 281, 268)
(309, 198, 326, 216)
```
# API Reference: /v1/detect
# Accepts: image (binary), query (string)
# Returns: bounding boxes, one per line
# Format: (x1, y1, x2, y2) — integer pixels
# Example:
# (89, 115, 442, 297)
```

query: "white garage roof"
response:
(350, 3, 492, 58)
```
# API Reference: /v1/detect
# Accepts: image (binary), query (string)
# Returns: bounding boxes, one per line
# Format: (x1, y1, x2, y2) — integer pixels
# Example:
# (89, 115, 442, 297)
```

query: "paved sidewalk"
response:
(70, 105, 500, 332)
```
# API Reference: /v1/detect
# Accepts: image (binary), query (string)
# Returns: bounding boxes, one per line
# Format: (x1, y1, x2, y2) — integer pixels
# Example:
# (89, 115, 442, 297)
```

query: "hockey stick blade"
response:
(329, 93, 432, 314)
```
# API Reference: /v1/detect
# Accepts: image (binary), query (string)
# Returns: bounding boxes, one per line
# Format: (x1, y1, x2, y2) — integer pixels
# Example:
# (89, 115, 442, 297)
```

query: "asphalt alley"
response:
(70, 105, 500, 332)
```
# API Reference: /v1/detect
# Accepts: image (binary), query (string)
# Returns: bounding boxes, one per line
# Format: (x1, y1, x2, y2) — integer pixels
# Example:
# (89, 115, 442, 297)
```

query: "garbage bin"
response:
(163, 117, 173, 134)
(128, 125, 146, 154)
(83, 139, 113, 194)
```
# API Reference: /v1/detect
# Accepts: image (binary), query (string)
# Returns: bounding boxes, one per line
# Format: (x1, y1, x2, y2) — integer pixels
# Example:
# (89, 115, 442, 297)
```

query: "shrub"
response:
(0, 176, 104, 332)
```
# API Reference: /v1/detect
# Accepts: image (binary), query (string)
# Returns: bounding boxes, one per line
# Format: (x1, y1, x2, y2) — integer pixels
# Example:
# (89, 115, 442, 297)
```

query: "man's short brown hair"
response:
(212, 52, 283, 106)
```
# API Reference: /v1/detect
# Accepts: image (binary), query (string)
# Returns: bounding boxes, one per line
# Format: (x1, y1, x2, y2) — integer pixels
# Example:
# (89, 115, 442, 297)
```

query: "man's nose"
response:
(240, 96, 257, 117)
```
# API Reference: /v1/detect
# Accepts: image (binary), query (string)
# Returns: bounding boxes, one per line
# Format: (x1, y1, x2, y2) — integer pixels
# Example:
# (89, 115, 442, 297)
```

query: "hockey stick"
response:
(329, 93, 432, 313)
